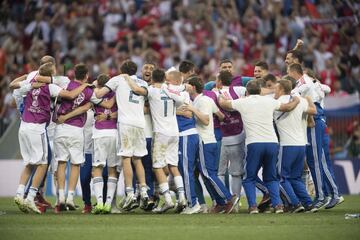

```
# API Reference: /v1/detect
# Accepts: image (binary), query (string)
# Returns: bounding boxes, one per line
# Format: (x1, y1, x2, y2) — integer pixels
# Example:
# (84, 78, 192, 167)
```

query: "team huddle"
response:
(10, 40, 344, 215)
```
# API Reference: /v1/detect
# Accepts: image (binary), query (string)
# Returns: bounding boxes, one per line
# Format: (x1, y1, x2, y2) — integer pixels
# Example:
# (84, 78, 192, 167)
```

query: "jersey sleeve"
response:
(105, 77, 120, 91)
(90, 92, 103, 105)
(210, 99, 220, 113)
(49, 84, 63, 97)
(161, 84, 186, 105)
(273, 99, 282, 111)
(234, 86, 247, 98)
(53, 76, 70, 88)
(197, 97, 212, 115)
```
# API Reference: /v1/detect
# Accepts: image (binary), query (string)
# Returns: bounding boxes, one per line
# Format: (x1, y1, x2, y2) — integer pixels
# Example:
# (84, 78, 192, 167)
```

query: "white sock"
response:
(59, 189, 65, 203)
(67, 190, 75, 203)
(106, 177, 118, 205)
(26, 187, 38, 201)
(231, 175, 242, 198)
(174, 176, 185, 202)
(140, 185, 148, 198)
(93, 177, 104, 204)
(159, 182, 172, 204)
(125, 187, 134, 197)
(16, 184, 26, 198)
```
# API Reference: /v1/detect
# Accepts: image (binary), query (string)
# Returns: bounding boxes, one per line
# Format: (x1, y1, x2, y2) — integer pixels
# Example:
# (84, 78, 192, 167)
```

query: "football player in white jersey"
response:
(124, 68, 188, 213)
(94, 61, 149, 211)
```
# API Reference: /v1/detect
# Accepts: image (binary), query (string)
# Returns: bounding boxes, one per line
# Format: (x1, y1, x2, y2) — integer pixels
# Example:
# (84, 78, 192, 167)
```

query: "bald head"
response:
(166, 70, 183, 85)
(40, 55, 55, 65)
(246, 80, 261, 95)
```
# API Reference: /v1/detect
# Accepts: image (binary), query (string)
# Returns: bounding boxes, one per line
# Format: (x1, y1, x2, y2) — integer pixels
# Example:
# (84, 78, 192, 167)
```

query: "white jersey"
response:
(314, 81, 331, 108)
(193, 94, 216, 144)
(274, 95, 309, 146)
(216, 85, 246, 145)
(231, 95, 281, 145)
(53, 75, 71, 89)
(25, 70, 38, 83)
(147, 85, 184, 136)
(217, 86, 247, 100)
(105, 75, 147, 128)
(291, 74, 317, 102)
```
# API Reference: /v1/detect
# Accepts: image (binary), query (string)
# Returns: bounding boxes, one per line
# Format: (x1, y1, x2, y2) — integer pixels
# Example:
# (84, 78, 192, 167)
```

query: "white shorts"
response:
(93, 136, 119, 167)
(118, 124, 147, 157)
(152, 132, 179, 169)
(54, 134, 85, 165)
(19, 128, 48, 166)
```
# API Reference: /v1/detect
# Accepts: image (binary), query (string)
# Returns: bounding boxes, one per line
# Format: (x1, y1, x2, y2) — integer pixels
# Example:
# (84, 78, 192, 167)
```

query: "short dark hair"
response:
(288, 63, 303, 75)
(40, 55, 55, 65)
(120, 60, 137, 75)
(246, 80, 261, 95)
(188, 76, 204, 94)
(278, 80, 292, 95)
(39, 62, 54, 76)
(179, 60, 195, 74)
(152, 69, 166, 83)
(254, 60, 269, 70)
(282, 75, 297, 89)
(219, 59, 233, 66)
(287, 50, 303, 63)
(74, 63, 88, 80)
(218, 70, 233, 86)
(263, 74, 277, 83)
(143, 61, 156, 68)
(96, 74, 110, 87)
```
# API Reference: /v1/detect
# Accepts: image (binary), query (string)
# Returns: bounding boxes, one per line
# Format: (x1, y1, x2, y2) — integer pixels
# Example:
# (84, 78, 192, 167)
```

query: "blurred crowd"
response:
(0, 0, 359, 148)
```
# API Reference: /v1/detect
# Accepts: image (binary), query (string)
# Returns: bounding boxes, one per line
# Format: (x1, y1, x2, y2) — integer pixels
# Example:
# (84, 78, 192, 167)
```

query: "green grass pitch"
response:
(0, 196, 359, 240)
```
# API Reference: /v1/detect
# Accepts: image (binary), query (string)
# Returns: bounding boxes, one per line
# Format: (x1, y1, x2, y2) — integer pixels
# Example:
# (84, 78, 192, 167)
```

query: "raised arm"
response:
(278, 96, 300, 112)
(293, 39, 304, 51)
(9, 74, 28, 89)
(57, 102, 92, 124)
